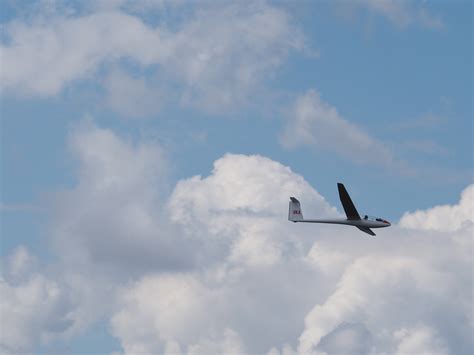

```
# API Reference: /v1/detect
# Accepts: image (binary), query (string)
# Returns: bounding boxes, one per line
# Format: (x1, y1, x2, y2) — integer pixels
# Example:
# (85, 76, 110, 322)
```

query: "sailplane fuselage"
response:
(293, 218, 390, 229)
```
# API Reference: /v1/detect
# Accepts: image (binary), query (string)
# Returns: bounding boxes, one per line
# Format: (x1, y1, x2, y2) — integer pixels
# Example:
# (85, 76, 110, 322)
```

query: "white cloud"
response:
(354, 0, 444, 29)
(316, 322, 371, 355)
(111, 273, 218, 354)
(111, 274, 245, 354)
(187, 328, 245, 355)
(0, 247, 74, 353)
(106, 153, 341, 354)
(400, 139, 450, 157)
(103, 68, 164, 118)
(3, 245, 38, 282)
(169, 153, 337, 267)
(51, 120, 199, 273)
(399, 184, 474, 232)
(298, 255, 464, 354)
(36, 120, 206, 348)
(112, 273, 245, 355)
(305, 242, 350, 276)
(394, 325, 449, 355)
(109, 261, 330, 354)
(357, 0, 413, 27)
(0, 202, 40, 212)
(108, 151, 472, 354)
(391, 112, 446, 132)
(9, 124, 471, 353)
(1, 11, 162, 96)
(162, 3, 305, 113)
(281, 90, 407, 171)
(1, 2, 305, 114)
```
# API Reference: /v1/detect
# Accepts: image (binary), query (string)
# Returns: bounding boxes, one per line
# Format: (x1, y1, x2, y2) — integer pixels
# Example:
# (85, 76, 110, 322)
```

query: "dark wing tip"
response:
(356, 226, 376, 236)
(337, 183, 361, 220)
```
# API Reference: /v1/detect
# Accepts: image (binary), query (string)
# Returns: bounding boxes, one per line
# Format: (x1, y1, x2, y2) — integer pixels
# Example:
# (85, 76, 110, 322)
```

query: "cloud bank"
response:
(0, 247, 73, 353)
(400, 184, 474, 232)
(3, 123, 471, 354)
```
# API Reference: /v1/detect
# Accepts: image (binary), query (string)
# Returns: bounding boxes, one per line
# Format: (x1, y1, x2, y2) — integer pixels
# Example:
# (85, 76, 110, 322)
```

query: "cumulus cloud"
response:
(51, 120, 198, 273)
(0, 247, 74, 353)
(46, 124, 330, 350)
(187, 328, 245, 355)
(169, 153, 337, 267)
(316, 322, 371, 355)
(106, 153, 341, 354)
(111, 273, 218, 354)
(33, 120, 202, 348)
(394, 325, 449, 355)
(399, 184, 474, 232)
(281, 90, 409, 172)
(1, 2, 305, 114)
(298, 255, 466, 354)
(8, 123, 471, 353)
(107, 151, 472, 354)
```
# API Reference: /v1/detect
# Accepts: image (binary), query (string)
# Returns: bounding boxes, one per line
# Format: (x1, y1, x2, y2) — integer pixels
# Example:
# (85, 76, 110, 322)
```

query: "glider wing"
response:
(356, 226, 376, 236)
(337, 183, 361, 220)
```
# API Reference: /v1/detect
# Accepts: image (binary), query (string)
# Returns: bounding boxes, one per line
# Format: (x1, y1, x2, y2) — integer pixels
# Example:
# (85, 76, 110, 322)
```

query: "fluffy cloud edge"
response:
(399, 184, 474, 232)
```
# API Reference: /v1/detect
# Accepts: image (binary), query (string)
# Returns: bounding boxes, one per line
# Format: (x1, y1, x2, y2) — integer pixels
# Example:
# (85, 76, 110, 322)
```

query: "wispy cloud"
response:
(1, 2, 306, 115)
(350, 0, 445, 30)
(0, 203, 42, 213)
(103, 68, 164, 118)
(399, 139, 451, 157)
(391, 112, 446, 131)
(280, 90, 411, 173)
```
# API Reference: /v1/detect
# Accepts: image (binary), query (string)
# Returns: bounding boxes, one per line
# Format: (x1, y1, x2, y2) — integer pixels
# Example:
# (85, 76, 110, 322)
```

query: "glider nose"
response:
(384, 220, 391, 226)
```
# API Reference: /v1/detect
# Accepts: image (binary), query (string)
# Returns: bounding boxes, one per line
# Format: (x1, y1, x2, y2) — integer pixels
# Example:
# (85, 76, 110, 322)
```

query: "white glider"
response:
(288, 183, 391, 236)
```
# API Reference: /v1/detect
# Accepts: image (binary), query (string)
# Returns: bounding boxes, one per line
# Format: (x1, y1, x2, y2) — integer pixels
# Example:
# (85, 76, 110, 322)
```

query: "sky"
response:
(0, 0, 472, 354)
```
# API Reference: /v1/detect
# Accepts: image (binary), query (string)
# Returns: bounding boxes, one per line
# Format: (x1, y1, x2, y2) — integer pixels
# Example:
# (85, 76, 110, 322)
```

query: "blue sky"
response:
(1, 1, 472, 354)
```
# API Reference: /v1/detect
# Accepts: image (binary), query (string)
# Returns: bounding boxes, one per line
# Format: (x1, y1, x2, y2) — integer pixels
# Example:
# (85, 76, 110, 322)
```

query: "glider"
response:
(288, 183, 391, 236)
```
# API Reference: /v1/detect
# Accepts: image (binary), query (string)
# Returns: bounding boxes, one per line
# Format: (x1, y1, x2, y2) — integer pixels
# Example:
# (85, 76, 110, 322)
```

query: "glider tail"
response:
(288, 197, 304, 222)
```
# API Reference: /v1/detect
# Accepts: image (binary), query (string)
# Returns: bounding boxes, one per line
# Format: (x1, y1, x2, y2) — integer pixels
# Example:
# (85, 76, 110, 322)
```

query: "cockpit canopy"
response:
(364, 215, 390, 224)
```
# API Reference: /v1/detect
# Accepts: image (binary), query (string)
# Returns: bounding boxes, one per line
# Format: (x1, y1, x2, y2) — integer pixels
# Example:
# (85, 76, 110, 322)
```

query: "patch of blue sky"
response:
(1, 98, 70, 258)
(37, 319, 121, 355)
(269, 1, 472, 204)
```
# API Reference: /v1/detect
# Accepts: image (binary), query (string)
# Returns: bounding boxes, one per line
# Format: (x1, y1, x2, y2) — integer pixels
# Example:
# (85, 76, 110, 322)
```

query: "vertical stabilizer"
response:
(288, 197, 303, 222)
